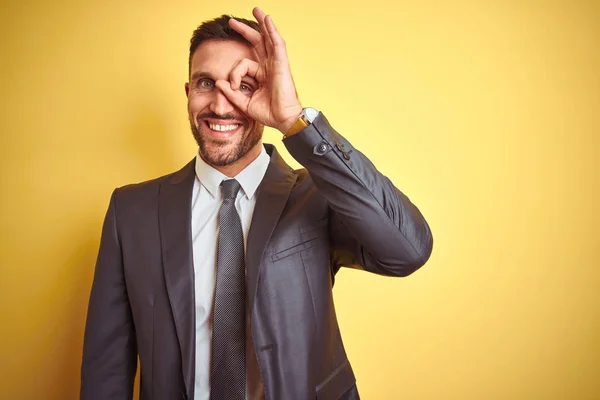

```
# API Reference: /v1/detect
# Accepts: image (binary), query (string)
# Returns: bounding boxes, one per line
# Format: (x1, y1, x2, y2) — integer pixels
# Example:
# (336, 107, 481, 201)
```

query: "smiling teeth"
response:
(209, 123, 239, 132)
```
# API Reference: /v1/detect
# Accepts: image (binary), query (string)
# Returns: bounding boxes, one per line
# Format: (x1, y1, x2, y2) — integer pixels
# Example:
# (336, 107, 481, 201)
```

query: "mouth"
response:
(201, 119, 243, 139)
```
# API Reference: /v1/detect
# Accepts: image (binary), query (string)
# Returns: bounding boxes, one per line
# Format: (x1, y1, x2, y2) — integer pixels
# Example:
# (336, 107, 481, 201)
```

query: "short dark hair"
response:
(188, 15, 261, 76)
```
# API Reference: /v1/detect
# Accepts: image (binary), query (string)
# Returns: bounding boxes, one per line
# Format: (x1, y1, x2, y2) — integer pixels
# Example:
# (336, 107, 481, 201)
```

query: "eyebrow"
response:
(190, 71, 213, 81)
(241, 75, 259, 88)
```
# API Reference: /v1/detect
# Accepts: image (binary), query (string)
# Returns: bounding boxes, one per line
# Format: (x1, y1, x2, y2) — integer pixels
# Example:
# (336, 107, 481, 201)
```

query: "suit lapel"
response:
(159, 158, 196, 397)
(157, 146, 296, 395)
(246, 144, 298, 316)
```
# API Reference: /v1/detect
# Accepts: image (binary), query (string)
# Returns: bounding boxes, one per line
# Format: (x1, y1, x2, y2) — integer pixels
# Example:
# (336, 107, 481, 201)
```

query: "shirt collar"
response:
(194, 145, 270, 199)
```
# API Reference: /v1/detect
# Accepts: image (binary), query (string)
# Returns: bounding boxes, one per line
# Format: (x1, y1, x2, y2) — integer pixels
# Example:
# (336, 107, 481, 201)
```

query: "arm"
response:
(214, 8, 432, 275)
(284, 113, 433, 277)
(81, 190, 137, 399)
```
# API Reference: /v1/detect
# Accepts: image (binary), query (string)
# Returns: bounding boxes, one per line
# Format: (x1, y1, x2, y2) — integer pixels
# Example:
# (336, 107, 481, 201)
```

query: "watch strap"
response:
(284, 108, 318, 138)
(284, 115, 309, 138)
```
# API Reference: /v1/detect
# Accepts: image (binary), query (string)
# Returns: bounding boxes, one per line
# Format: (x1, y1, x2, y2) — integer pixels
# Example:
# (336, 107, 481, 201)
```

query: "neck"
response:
(207, 142, 263, 178)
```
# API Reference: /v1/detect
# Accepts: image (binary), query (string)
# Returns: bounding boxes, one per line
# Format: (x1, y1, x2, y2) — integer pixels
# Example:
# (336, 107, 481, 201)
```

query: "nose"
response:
(209, 87, 234, 117)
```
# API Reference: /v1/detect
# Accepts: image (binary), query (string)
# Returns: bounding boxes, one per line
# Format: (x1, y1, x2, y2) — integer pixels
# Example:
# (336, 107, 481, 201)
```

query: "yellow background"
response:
(1, 0, 598, 398)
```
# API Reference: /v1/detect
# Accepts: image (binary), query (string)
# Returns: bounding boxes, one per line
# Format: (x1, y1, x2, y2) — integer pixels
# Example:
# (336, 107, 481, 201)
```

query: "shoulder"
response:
(112, 159, 195, 205)
(294, 167, 311, 185)
(290, 167, 323, 205)
(290, 167, 318, 195)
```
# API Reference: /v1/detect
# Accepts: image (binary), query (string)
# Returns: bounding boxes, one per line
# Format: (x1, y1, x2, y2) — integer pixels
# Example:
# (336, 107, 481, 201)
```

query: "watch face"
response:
(304, 107, 319, 123)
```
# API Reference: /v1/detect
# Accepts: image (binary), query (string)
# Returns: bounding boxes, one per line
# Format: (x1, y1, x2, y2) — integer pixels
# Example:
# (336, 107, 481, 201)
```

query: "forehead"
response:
(190, 40, 258, 78)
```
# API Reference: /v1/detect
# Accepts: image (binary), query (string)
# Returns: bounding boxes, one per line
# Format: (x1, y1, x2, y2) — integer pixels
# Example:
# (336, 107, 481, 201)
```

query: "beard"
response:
(190, 113, 264, 167)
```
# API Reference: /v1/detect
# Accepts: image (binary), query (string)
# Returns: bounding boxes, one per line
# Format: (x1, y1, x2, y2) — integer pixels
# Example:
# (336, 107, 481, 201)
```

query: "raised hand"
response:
(214, 7, 303, 135)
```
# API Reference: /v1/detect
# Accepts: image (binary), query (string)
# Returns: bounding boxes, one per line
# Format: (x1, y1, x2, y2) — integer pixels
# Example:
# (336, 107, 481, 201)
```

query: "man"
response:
(81, 7, 433, 400)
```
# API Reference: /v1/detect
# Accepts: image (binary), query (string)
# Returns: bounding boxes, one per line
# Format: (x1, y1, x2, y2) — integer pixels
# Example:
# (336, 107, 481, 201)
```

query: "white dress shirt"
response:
(191, 145, 270, 400)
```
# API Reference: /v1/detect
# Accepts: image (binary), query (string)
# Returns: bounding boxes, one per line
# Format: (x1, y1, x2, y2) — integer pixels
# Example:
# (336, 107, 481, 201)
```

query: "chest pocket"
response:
(270, 218, 328, 262)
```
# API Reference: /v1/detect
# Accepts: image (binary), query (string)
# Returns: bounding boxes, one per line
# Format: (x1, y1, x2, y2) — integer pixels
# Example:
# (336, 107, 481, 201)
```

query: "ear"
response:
(184, 82, 190, 97)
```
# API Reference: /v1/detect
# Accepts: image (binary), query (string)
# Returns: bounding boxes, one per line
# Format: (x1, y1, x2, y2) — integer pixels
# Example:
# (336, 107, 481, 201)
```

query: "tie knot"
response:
(221, 179, 241, 200)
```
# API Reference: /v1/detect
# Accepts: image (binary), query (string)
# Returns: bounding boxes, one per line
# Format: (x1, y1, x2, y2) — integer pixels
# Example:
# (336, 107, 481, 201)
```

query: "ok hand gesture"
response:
(215, 7, 303, 135)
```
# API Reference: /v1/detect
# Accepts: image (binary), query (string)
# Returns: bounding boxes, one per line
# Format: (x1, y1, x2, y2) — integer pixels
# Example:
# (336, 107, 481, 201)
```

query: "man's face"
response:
(186, 39, 263, 167)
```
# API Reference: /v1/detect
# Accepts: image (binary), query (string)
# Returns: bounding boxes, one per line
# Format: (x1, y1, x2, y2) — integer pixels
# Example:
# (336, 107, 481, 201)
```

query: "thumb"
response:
(215, 80, 250, 112)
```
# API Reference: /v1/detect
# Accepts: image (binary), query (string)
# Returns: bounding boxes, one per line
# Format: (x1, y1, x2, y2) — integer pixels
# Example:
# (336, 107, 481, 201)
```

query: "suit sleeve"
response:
(283, 113, 433, 277)
(81, 189, 137, 399)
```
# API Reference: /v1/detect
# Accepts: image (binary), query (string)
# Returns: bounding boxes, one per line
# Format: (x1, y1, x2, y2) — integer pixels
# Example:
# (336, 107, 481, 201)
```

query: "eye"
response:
(198, 79, 214, 89)
(239, 83, 253, 93)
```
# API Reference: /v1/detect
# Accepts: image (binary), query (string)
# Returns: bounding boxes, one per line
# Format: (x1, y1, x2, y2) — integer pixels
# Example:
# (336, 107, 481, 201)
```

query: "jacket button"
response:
(336, 143, 351, 159)
(313, 141, 329, 155)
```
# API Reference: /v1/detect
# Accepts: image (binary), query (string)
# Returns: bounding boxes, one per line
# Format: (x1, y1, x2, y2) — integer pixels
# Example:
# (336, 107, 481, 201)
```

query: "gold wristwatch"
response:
(284, 107, 319, 138)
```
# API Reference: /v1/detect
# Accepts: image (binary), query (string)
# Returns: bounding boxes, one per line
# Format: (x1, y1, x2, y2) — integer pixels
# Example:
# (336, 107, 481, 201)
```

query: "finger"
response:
(264, 14, 288, 61)
(229, 58, 261, 90)
(229, 17, 267, 60)
(252, 7, 273, 58)
(215, 80, 251, 113)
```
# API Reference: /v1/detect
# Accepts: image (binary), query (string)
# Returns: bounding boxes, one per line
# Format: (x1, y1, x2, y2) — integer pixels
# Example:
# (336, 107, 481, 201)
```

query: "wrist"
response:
(278, 106, 304, 135)
(283, 107, 320, 138)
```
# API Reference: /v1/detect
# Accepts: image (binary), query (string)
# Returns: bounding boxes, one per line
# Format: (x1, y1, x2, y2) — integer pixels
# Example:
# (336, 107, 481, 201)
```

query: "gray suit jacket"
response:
(81, 113, 433, 400)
